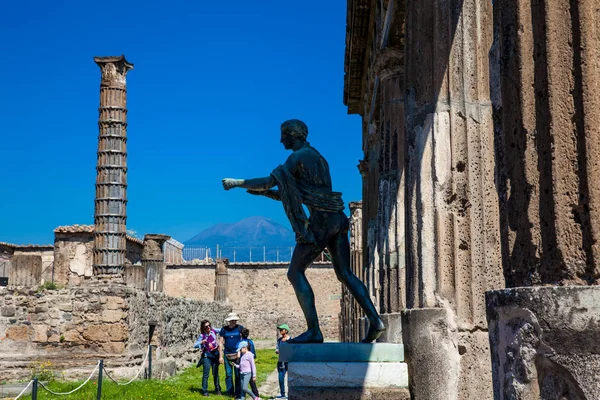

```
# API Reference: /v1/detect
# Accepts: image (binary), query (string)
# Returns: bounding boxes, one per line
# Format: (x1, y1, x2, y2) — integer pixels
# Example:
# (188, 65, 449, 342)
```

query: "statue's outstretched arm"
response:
(247, 189, 281, 201)
(222, 176, 276, 191)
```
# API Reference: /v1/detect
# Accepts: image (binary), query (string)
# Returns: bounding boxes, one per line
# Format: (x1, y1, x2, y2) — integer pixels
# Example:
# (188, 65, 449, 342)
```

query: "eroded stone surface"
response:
(487, 286, 600, 399)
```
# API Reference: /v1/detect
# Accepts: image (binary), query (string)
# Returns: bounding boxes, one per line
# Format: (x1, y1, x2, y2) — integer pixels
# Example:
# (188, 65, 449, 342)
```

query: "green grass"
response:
(19, 349, 278, 400)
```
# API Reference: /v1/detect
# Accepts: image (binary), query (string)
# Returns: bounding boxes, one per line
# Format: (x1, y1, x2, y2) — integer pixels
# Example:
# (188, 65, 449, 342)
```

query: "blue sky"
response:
(0, 1, 362, 245)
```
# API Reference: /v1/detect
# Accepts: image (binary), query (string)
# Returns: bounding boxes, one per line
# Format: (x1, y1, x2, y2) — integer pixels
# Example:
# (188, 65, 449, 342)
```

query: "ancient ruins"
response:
(0, 56, 343, 383)
(0, 57, 232, 382)
(341, 0, 600, 399)
(1, 0, 599, 398)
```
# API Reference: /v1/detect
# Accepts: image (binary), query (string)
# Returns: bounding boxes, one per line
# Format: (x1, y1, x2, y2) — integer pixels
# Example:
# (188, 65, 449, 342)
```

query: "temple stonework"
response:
(343, 0, 600, 398)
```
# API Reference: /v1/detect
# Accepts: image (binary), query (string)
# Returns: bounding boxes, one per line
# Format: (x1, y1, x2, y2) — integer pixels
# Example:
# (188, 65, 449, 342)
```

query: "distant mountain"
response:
(183, 216, 296, 262)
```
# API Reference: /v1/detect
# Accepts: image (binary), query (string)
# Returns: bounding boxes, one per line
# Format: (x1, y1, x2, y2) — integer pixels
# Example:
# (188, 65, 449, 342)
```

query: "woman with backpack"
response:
(194, 319, 222, 397)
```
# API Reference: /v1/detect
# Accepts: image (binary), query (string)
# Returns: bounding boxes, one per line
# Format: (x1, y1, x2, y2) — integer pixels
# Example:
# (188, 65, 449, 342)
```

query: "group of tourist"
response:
(194, 312, 290, 399)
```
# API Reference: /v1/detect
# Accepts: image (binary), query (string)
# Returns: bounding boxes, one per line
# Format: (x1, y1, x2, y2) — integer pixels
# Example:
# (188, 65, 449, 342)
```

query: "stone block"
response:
(5, 325, 31, 342)
(105, 296, 126, 310)
(34, 305, 48, 313)
(288, 362, 408, 389)
(279, 343, 404, 363)
(101, 310, 126, 323)
(47, 329, 60, 343)
(1, 305, 15, 317)
(153, 357, 177, 378)
(63, 329, 82, 343)
(48, 308, 60, 319)
(32, 324, 48, 342)
(82, 323, 128, 342)
(377, 313, 403, 343)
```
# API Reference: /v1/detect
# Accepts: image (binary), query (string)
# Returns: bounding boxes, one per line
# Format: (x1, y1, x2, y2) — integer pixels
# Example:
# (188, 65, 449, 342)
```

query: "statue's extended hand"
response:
(222, 178, 242, 191)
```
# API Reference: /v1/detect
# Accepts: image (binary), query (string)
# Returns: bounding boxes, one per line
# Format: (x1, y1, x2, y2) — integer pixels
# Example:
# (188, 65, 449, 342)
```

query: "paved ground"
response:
(0, 382, 31, 399)
(258, 368, 286, 399)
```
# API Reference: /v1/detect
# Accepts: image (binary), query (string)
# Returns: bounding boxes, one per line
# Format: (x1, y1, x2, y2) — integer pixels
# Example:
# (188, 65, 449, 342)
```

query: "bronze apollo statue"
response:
(222, 119, 385, 343)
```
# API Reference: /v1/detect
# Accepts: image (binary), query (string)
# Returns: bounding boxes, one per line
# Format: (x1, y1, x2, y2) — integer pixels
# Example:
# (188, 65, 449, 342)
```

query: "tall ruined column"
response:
(93, 55, 133, 276)
(214, 259, 229, 302)
(487, 1, 600, 398)
(401, 0, 502, 399)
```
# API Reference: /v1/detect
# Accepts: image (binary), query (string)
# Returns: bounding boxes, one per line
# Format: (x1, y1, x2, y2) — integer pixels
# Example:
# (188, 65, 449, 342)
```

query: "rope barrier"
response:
(102, 346, 150, 386)
(38, 361, 99, 395)
(13, 379, 34, 400)
(13, 346, 150, 398)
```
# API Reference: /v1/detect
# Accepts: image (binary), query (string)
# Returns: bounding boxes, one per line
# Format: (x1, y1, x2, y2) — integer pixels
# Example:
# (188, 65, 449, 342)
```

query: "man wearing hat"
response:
(274, 323, 290, 399)
(219, 312, 244, 398)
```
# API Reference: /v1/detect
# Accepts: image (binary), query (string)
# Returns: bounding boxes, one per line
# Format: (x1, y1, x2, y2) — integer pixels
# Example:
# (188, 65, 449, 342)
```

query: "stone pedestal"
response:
(486, 286, 600, 399)
(279, 343, 409, 400)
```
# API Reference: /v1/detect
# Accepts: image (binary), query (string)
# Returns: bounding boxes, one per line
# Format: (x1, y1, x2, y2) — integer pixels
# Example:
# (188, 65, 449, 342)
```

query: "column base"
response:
(402, 307, 459, 400)
(378, 312, 403, 343)
(486, 285, 600, 399)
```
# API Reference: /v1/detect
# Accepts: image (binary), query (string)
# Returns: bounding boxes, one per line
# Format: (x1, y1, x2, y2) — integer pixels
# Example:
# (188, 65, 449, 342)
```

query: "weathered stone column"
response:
(93, 55, 133, 276)
(375, 42, 406, 344)
(214, 259, 229, 302)
(402, 0, 502, 398)
(487, 0, 600, 398)
(142, 234, 169, 292)
(345, 201, 364, 342)
(358, 160, 379, 319)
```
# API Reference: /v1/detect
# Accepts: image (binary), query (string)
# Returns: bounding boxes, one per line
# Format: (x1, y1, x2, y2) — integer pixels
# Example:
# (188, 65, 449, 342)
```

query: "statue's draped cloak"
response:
(271, 164, 345, 244)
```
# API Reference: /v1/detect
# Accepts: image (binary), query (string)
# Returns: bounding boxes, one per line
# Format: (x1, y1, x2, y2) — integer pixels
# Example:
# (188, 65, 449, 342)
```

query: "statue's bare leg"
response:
(328, 230, 385, 343)
(286, 243, 325, 344)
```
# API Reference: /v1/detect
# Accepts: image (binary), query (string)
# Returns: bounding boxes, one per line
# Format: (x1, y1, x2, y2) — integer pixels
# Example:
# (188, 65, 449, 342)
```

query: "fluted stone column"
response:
(487, 0, 600, 398)
(346, 201, 364, 342)
(374, 45, 407, 345)
(143, 234, 169, 292)
(214, 259, 229, 302)
(402, 0, 502, 398)
(93, 55, 133, 276)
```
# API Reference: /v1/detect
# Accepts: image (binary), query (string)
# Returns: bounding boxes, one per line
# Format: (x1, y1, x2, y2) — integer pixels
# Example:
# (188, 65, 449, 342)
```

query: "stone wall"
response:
(164, 263, 341, 340)
(53, 229, 143, 287)
(0, 283, 230, 381)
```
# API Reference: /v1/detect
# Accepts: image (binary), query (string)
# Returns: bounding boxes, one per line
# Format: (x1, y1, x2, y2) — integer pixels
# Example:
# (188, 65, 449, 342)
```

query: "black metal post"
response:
(97, 360, 104, 400)
(148, 345, 152, 380)
(32, 378, 38, 400)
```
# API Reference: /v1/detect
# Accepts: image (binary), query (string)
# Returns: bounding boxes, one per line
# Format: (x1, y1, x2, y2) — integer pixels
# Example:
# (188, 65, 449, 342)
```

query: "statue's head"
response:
(280, 119, 308, 149)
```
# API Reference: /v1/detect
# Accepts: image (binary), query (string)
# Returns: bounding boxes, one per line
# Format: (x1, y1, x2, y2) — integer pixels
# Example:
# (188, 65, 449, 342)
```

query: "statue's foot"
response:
(287, 329, 324, 344)
(361, 319, 386, 343)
